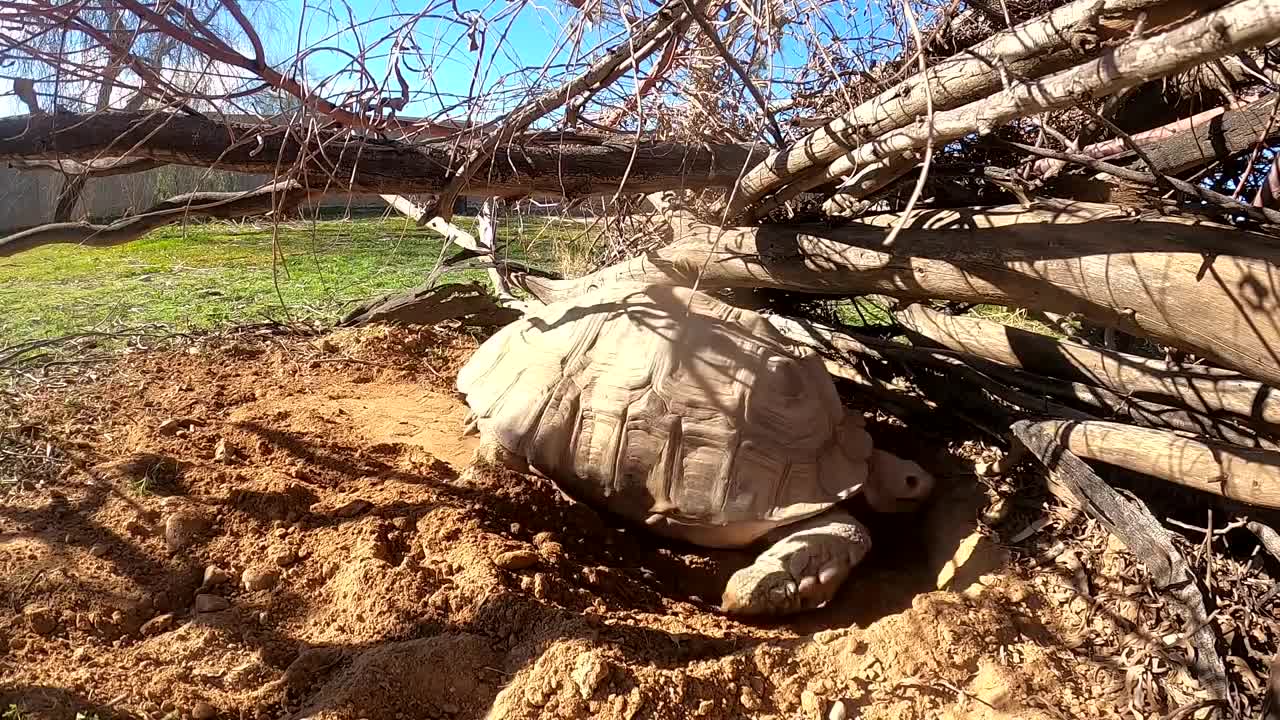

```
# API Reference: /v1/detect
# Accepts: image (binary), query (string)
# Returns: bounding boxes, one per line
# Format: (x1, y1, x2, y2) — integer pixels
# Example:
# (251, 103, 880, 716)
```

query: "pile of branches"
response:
(3, 0, 1280, 713)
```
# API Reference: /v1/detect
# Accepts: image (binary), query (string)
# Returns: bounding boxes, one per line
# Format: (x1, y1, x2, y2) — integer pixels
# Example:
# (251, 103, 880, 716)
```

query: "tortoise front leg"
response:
(720, 508, 871, 616)
(473, 436, 531, 475)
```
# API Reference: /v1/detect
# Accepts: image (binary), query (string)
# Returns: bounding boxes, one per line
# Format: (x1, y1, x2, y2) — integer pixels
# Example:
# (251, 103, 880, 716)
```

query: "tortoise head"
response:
(863, 449, 935, 513)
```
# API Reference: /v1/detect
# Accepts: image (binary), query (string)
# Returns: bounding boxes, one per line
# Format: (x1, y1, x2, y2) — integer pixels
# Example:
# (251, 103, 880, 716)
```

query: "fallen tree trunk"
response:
(1020, 419, 1280, 511)
(768, 314, 1274, 448)
(0, 112, 764, 200)
(518, 204, 1280, 388)
(895, 304, 1280, 434)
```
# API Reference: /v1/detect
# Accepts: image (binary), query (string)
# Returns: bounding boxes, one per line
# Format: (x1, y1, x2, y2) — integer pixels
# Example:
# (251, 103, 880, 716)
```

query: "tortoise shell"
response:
(455, 283, 874, 548)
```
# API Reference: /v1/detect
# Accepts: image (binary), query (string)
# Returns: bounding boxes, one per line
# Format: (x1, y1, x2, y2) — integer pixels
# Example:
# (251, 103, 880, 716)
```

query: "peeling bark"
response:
(896, 304, 1280, 434)
(0, 112, 764, 200)
(516, 203, 1280, 388)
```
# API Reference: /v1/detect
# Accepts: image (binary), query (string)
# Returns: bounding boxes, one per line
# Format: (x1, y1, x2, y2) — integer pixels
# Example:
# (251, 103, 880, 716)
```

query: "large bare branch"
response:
(894, 304, 1280, 432)
(742, 0, 1280, 218)
(0, 181, 311, 255)
(1022, 419, 1280, 511)
(768, 312, 1276, 448)
(727, 0, 1224, 215)
(516, 202, 1280, 388)
(0, 112, 764, 199)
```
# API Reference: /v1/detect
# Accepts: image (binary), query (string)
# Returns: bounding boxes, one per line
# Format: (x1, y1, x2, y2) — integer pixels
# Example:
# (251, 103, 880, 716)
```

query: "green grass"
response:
(0, 214, 594, 349)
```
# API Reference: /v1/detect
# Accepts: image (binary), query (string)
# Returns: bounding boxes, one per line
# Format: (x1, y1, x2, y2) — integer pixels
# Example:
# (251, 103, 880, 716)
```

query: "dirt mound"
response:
(0, 324, 1254, 719)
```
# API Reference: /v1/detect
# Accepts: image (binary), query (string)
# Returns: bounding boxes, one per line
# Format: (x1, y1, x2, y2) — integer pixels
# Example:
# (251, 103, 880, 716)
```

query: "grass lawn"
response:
(0, 213, 598, 349)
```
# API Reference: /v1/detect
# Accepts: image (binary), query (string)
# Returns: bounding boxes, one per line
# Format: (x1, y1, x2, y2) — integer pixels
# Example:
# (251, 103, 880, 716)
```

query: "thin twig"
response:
(882, 0, 934, 249)
(681, 0, 784, 146)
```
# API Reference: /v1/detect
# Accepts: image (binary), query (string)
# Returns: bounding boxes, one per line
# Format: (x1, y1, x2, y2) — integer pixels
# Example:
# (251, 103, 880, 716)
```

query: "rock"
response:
(89, 543, 109, 557)
(801, 690, 821, 716)
(333, 498, 372, 518)
(164, 511, 209, 552)
(192, 701, 217, 720)
(23, 605, 56, 636)
(538, 541, 565, 562)
(442, 703, 460, 714)
(270, 547, 299, 567)
(532, 572, 551, 600)
(572, 653, 609, 699)
(125, 519, 151, 537)
(213, 438, 232, 464)
(157, 417, 200, 435)
(194, 594, 230, 613)
(203, 565, 232, 587)
(828, 699, 850, 720)
(242, 565, 281, 592)
(494, 549, 539, 571)
(739, 686, 760, 711)
(140, 613, 176, 637)
(532, 531, 556, 547)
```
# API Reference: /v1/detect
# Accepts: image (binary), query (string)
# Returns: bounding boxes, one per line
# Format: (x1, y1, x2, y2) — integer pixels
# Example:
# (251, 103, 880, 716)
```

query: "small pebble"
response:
(242, 566, 281, 592)
(23, 606, 56, 636)
(828, 699, 850, 720)
(801, 690, 820, 715)
(89, 543, 109, 558)
(213, 438, 231, 463)
(333, 499, 372, 518)
(203, 565, 232, 587)
(493, 549, 539, 571)
(164, 511, 209, 552)
(156, 418, 190, 435)
(532, 531, 556, 547)
(270, 547, 299, 567)
(140, 613, 176, 637)
(194, 594, 229, 613)
(192, 701, 217, 719)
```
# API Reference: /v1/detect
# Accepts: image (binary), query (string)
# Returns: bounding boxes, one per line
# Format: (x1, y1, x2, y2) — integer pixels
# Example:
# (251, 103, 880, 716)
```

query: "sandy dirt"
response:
(0, 323, 1264, 719)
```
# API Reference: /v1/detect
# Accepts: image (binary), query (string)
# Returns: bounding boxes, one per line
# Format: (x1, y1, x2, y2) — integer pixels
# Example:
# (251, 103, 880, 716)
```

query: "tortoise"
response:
(455, 282, 936, 616)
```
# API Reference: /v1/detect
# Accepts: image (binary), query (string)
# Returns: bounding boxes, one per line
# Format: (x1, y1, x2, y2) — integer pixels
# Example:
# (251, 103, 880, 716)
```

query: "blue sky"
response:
(255, 0, 902, 125)
(0, 0, 903, 127)
(264, 0, 642, 121)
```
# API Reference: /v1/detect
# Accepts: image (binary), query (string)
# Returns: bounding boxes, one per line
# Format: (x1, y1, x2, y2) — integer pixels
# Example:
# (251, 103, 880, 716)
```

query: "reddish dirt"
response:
(0, 324, 1228, 719)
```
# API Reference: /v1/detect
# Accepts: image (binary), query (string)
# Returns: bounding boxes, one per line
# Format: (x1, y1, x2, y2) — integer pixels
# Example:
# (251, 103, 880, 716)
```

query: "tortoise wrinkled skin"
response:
(456, 282, 935, 616)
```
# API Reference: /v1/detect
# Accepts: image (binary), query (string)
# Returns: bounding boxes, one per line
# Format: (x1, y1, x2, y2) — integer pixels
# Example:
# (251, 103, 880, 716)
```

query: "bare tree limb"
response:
(515, 202, 1280, 388)
(744, 0, 1280, 217)
(894, 304, 1280, 434)
(1020, 419, 1280, 511)
(727, 0, 1224, 216)
(0, 112, 765, 199)
(0, 181, 311, 256)
(770, 312, 1274, 447)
